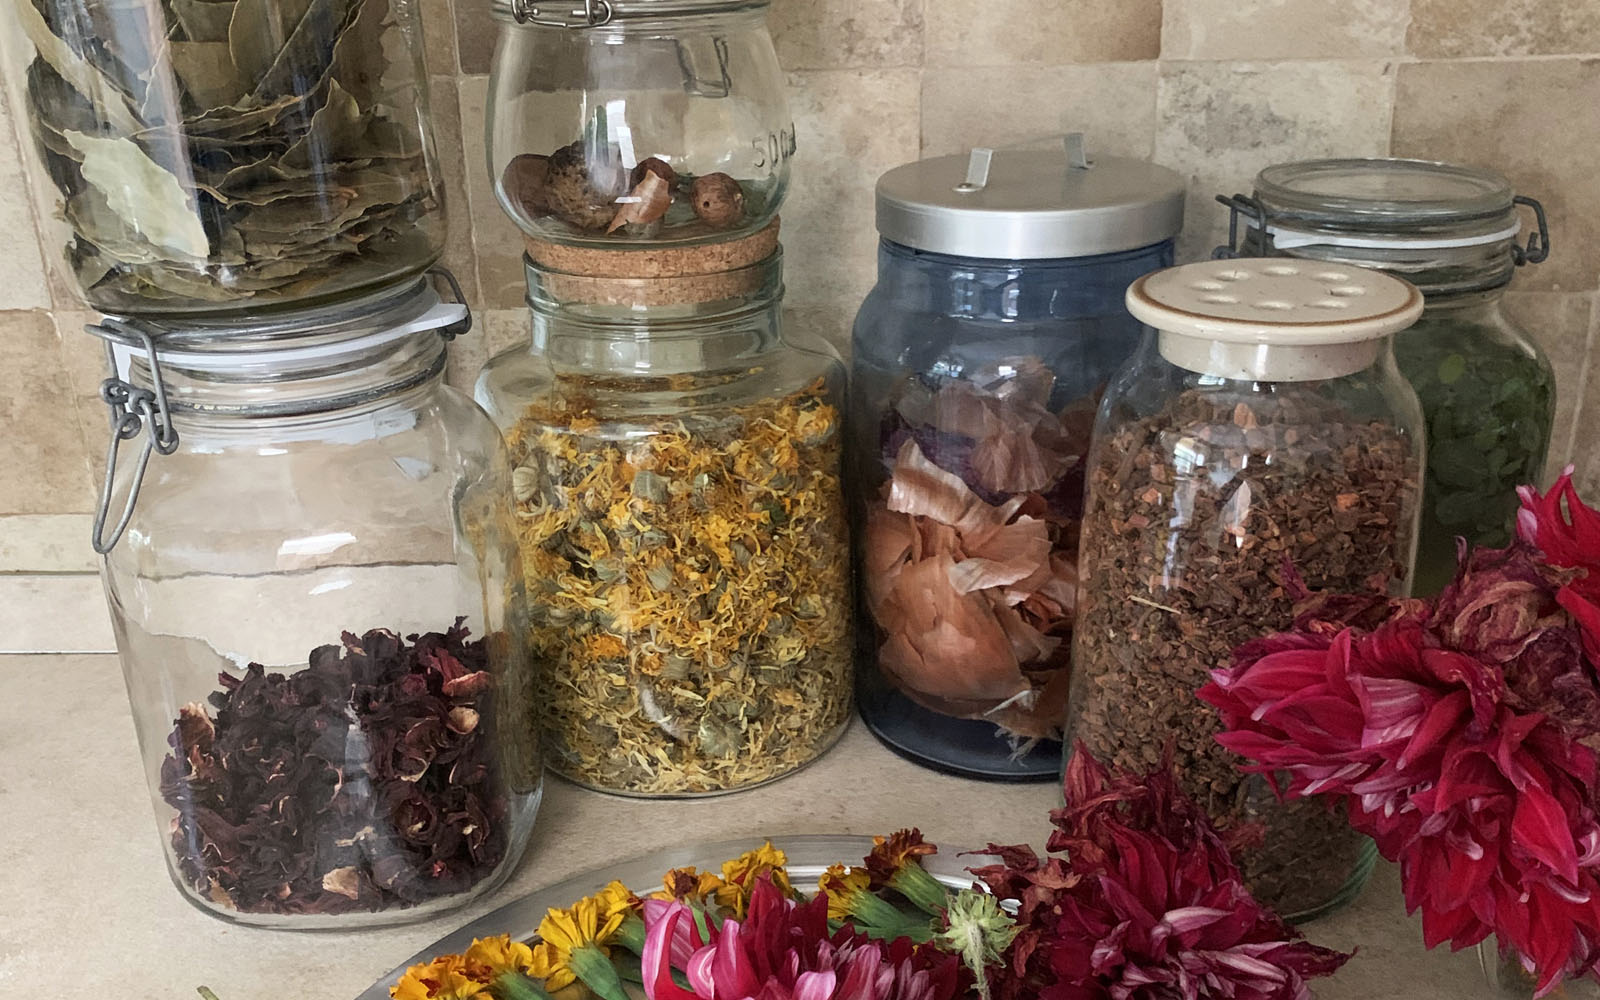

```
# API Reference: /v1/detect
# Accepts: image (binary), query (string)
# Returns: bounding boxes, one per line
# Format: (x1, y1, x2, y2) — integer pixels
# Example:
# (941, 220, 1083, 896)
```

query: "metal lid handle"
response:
(87, 320, 179, 556)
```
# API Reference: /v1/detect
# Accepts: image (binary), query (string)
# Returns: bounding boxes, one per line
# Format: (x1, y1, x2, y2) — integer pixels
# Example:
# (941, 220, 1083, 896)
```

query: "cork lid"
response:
(1127, 259, 1424, 381)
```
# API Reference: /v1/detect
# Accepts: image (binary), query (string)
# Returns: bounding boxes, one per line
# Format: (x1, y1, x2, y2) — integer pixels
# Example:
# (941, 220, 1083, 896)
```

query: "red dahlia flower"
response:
(972, 749, 1348, 1000)
(1199, 475, 1600, 996)
(641, 875, 963, 1000)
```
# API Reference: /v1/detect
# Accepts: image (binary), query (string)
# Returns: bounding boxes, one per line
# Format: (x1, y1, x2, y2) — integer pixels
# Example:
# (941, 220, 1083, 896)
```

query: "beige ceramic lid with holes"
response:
(1126, 259, 1424, 380)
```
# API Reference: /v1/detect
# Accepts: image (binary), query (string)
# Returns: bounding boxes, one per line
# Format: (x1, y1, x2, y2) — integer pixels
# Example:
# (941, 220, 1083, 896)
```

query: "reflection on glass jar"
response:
(97, 281, 540, 927)
(488, 0, 792, 247)
(4, 0, 445, 316)
(1065, 259, 1426, 919)
(476, 253, 852, 796)
(1226, 158, 1557, 595)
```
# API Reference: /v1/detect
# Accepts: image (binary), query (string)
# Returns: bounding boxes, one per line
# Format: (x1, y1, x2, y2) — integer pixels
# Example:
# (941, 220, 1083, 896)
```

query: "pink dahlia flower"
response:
(642, 875, 962, 1000)
(972, 749, 1347, 1000)
(1200, 475, 1600, 996)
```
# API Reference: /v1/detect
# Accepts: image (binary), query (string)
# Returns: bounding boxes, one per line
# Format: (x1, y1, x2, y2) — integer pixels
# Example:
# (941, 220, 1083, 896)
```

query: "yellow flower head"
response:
(715, 842, 791, 917)
(819, 863, 872, 922)
(527, 881, 639, 991)
(463, 935, 535, 978)
(654, 866, 726, 904)
(391, 957, 490, 1000)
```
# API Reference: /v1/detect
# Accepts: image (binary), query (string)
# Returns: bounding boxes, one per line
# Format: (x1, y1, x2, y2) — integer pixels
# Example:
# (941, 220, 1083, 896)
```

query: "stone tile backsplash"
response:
(2, 0, 1599, 643)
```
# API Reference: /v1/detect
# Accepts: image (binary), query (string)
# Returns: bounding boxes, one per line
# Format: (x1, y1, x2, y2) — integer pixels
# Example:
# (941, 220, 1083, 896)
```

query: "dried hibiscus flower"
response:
(160, 620, 528, 916)
(863, 361, 1095, 740)
(971, 747, 1348, 1000)
(1199, 470, 1600, 996)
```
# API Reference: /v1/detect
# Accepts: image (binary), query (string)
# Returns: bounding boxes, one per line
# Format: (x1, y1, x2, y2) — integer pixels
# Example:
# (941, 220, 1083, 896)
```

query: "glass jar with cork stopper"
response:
(1064, 258, 1427, 920)
(474, 240, 852, 797)
(488, 0, 792, 248)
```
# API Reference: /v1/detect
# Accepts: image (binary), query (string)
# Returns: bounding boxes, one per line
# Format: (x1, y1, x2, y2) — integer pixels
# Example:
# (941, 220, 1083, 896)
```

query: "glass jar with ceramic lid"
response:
(1065, 258, 1426, 919)
(1218, 158, 1556, 594)
(4, 0, 445, 316)
(91, 275, 541, 927)
(849, 139, 1184, 781)
(488, 0, 792, 247)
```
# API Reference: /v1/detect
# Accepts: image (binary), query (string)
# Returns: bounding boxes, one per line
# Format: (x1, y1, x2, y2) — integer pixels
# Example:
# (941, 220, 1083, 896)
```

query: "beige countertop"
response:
(1, 654, 1491, 999)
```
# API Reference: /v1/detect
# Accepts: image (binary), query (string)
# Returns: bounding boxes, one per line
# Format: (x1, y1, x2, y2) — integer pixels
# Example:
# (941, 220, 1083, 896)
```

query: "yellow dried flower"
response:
(716, 842, 791, 917)
(390, 957, 489, 1000)
(463, 935, 535, 978)
(527, 881, 638, 990)
(819, 863, 872, 922)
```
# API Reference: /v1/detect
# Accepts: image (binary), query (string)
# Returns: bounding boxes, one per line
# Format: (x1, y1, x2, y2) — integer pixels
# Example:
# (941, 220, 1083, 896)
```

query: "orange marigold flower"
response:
(866, 829, 938, 888)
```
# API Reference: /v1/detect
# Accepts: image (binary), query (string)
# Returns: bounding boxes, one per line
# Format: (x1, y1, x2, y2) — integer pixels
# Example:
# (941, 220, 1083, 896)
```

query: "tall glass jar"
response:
(95, 279, 541, 927)
(850, 143, 1184, 780)
(475, 251, 852, 797)
(1222, 158, 1556, 594)
(1065, 259, 1427, 920)
(488, 0, 792, 246)
(4, 0, 445, 315)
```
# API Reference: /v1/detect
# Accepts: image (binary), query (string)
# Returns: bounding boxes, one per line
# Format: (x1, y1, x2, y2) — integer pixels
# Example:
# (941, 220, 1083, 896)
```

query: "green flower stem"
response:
(934, 890, 1018, 1000)
(571, 943, 631, 1000)
(197, 989, 223, 1000)
(614, 913, 648, 955)
(495, 973, 556, 1000)
(891, 864, 952, 917)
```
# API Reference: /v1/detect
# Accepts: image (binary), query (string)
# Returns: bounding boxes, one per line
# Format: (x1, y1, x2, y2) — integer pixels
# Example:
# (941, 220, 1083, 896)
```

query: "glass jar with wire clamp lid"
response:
(3, 0, 446, 316)
(87, 271, 543, 928)
(1216, 158, 1557, 595)
(488, 0, 793, 248)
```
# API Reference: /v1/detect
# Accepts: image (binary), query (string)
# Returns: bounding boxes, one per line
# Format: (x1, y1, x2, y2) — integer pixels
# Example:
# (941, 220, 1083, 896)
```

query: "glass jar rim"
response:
(492, 0, 768, 25)
(1254, 158, 1517, 236)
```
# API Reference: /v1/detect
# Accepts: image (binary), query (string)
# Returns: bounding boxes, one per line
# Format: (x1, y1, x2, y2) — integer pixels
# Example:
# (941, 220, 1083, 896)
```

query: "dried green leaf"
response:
(249, 0, 352, 102)
(169, 42, 252, 110)
(228, 0, 315, 81)
(170, 0, 239, 43)
(64, 129, 211, 258)
(11, 0, 144, 135)
(329, 0, 392, 107)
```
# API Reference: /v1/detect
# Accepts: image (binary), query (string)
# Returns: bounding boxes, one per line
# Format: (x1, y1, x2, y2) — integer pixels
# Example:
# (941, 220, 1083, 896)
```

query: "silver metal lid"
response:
(874, 139, 1186, 260)
(499, 0, 767, 26)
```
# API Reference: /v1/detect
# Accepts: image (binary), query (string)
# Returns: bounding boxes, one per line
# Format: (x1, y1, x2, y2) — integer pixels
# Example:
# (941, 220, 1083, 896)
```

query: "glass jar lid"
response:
(496, 0, 766, 25)
(1127, 258, 1423, 381)
(1252, 158, 1521, 248)
(875, 138, 1185, 260)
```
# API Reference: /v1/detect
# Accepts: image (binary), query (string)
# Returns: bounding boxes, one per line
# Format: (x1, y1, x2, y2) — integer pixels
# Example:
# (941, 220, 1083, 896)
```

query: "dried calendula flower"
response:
(505, 375, 853, 795)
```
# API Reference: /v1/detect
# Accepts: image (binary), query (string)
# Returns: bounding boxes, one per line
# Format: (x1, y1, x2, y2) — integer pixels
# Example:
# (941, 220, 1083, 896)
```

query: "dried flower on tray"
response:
(160, 621, 531, 916)
(16, 0, 441, 311)
(1068, 387, 1419, 915)
(1201, 468, 1600, 997)
(973, 747, 1350, 1000)
(862, 360, 1096, 741)
(505, 375, 852, 795)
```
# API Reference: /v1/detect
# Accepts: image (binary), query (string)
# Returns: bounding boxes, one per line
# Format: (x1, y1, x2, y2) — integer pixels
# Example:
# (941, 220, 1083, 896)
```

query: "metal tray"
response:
(355, 835, 993, 1000)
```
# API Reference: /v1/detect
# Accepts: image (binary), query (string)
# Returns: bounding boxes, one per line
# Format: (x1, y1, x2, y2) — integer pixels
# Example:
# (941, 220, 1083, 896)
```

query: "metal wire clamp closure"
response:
(86, 319, 180, 555)
(429, 266, 474, 340)
(510, 0, 614, 26)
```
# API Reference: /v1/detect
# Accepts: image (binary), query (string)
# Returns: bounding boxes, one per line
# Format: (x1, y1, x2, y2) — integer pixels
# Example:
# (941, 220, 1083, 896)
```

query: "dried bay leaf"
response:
(170, 0, 238, 42)
(281, 78, 368, 169)
(168, 41, 251, 110)
(227, 0, 315, 81)
(64, 129, 211, 258)
(328, 0, 391, 108)
(11, 0, 144, 135)
(250, 0, 353, 102)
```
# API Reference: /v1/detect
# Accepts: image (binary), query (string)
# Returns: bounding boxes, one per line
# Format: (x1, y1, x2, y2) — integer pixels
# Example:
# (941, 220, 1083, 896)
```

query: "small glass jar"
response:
(5, 0, 445, 316)
(95, 279, 541, 927)
(475, 251, 852, 797)
(850, 143, 1184, 780)
(488, 0, 792, 246)
(1065, 259, 1426, 919)
(1222, 158, 1557, 594)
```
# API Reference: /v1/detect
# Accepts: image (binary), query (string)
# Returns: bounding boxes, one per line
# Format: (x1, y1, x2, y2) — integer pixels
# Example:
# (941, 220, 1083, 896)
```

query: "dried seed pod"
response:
(607, 171, 672, 233)
(546, 141, 620, 231)
(500, 153, 551, 221)
(691, 172, 745, 229)
(631, 156, 677, 188)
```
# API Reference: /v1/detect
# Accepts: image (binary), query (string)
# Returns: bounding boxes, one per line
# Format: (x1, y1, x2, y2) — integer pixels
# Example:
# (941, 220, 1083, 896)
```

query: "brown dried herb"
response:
(159, 621, 530, 916)
(504, 376, 853, 795)
(1067, 387, 1419, 915)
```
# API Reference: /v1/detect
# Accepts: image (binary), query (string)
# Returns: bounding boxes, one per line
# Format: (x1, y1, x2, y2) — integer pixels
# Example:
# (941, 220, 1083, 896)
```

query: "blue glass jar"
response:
(850, 143, 1183, 780)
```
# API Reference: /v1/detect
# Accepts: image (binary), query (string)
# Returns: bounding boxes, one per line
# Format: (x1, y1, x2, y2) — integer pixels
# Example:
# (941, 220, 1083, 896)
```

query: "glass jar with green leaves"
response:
(1219, 159, 1556, 594)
